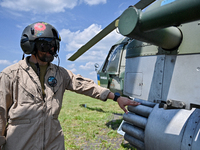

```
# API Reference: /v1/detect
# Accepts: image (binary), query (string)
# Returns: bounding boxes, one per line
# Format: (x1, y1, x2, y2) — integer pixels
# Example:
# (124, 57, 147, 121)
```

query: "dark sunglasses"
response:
(36, 38, 59, 52)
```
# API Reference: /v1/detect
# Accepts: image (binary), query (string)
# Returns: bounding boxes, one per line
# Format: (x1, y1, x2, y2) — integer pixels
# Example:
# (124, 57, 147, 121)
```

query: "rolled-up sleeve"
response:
(64, 69, 110, 101)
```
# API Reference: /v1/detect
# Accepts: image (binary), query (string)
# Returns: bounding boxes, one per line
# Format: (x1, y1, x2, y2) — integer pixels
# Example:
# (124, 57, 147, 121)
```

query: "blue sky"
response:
(0, 0, 140, 83)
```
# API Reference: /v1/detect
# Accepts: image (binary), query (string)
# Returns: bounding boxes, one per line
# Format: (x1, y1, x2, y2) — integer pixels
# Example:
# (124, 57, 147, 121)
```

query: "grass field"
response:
(58, 90, 136, 150)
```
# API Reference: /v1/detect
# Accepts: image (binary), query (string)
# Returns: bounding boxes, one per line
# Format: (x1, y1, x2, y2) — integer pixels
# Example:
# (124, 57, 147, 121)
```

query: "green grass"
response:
(58, 90, 136, 150)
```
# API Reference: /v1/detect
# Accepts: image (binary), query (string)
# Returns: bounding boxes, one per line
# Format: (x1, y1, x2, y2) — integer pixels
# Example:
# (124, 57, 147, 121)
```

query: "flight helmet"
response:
(20, 21, 61, 55)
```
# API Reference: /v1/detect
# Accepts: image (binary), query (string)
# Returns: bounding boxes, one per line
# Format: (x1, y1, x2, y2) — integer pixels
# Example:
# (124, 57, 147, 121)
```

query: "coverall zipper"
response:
(42, 99, 46, 150)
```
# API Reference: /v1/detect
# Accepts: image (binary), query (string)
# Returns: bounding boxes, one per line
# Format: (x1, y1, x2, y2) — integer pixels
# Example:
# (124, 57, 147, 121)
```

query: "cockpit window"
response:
(104, 44, 123, 74)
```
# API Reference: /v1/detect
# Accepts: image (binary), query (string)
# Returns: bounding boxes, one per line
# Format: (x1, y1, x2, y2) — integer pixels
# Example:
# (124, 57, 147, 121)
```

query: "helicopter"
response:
(68, 0, 200, 149)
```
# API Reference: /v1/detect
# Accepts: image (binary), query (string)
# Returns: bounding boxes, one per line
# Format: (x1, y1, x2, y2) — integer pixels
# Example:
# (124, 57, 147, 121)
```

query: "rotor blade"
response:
(135, 0, 156, 9)
(68, 17, 119, 61)
(68, 0, 156, 61)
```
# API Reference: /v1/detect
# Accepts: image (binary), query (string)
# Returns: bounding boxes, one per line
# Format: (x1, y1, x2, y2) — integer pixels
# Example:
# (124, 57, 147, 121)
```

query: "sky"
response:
(0, 0, 140, 83)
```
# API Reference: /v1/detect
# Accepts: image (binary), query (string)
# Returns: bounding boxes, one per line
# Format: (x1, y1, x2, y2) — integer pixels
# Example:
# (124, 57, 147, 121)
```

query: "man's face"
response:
(35, 38, 57, 63)
(36, 48, 54, 63)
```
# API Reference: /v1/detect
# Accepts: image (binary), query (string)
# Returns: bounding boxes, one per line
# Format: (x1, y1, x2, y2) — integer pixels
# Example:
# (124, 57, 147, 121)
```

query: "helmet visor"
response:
(36, 38, 59, 53)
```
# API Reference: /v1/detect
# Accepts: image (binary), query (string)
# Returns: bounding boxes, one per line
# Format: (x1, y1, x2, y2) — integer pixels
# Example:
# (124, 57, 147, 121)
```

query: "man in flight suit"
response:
(0, 22, 140, 150)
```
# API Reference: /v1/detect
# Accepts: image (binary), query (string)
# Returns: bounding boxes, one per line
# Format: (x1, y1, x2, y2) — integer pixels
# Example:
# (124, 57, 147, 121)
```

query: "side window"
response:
(105, 44, 124, 74)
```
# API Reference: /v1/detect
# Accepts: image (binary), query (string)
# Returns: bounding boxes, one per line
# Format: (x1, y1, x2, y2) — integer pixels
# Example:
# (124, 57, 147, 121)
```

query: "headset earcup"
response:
(20, 36, 35, 54)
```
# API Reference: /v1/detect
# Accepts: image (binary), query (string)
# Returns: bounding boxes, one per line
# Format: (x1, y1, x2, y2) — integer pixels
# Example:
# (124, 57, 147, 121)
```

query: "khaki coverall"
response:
(0, 57, 110, 150)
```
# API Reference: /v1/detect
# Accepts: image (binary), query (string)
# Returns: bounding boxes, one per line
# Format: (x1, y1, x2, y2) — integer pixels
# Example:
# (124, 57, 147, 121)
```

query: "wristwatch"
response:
(113, 92, 120, 102)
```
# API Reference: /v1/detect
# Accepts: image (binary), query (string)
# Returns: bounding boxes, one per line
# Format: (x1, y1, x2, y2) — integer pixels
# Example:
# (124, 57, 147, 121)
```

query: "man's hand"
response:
(107, 92, 140, 113)
(117, 96, 140, 114)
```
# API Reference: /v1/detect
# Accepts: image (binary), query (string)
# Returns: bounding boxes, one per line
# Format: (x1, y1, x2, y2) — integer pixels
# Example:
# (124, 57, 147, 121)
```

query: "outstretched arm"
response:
(107, 92, 140, 114)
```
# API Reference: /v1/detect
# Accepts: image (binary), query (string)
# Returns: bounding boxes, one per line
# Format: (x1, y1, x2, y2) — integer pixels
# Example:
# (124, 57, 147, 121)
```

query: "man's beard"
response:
(37, 52, 54, 63)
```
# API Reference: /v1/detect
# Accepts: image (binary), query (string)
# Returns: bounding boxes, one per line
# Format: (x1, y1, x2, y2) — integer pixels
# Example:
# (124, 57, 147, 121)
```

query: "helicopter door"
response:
(97, 46, 116, 88)
(100, 44, 125, 94)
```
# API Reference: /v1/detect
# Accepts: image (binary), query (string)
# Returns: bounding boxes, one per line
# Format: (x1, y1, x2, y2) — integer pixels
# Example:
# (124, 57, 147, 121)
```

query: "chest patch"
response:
(48, 76, 57, 87)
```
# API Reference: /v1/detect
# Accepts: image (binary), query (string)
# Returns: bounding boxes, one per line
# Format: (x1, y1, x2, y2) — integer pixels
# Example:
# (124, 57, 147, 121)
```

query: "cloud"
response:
(0, 0, 78, 13)
(83, 0, 106, 5)
(77, 50, 107, 62)
(16, 24, 23, 29)
(60, 24, 102, 52)
(65, 63, 77, 73)
(0, 0, 107, 13)
(67, 64, 76, 69)
(13, 60, 19, 64)
(63, 23, 123, 83)
(69, 68, 77, 73)
(79, 62, 95, 70)
(61, 23, 123, 63)
(89, 71, 97, 76)
(0, 60, 12, 65)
